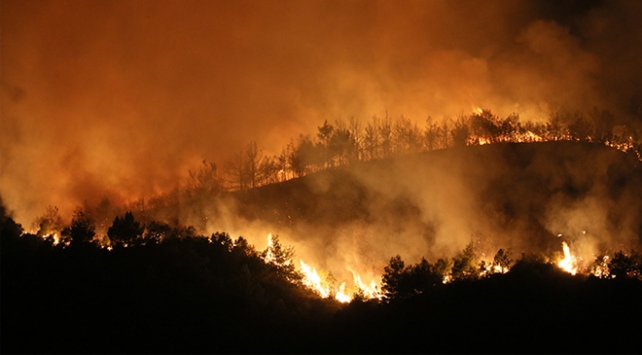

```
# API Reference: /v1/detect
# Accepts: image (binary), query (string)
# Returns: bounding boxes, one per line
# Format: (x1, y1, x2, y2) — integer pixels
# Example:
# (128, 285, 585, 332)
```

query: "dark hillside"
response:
(230, 142, 642, 257)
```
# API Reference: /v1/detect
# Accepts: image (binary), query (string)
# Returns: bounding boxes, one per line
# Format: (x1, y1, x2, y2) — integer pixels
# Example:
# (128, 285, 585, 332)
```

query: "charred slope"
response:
(230, 142, 642, 252)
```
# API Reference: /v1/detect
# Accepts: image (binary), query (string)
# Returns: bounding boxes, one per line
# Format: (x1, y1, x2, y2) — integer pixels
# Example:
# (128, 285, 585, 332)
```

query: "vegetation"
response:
(2, 109, 642, 352)
(223, 109, 640, 190)
(2, 200, 641, 353)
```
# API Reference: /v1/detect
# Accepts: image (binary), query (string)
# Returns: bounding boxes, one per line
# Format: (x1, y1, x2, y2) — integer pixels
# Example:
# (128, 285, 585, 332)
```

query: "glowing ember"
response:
(592, 255, 610, 278)
(558, 242, 578, 275)
(442, 275, 453, 284)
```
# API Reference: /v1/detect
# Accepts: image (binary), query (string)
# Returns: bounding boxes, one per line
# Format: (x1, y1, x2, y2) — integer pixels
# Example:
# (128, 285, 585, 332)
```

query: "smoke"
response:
(203, 142, 641, 285)
(2, 0, 642, 229)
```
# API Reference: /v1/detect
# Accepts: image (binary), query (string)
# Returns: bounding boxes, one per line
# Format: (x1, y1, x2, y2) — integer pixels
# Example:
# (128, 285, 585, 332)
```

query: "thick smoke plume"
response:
(2, 0, 642, 230)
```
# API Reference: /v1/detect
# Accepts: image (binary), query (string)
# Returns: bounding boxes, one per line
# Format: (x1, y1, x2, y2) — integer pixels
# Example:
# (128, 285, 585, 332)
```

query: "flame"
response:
(263, 235, 381, 303)
(299, 260, 381, 303)
(442, 274, 453, 284)
(557, 242, 578, 275)
(300, 260, 330, 298)
(50, 233, 60, 246)
(264, 233, 275, 263)
(592, 255, 611, 278)
(334, 283, 351, 303)
(352, 272, 381, 300)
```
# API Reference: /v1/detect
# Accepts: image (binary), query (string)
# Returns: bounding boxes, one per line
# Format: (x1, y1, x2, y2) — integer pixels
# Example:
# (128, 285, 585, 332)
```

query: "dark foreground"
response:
(2, 226, 641, 354)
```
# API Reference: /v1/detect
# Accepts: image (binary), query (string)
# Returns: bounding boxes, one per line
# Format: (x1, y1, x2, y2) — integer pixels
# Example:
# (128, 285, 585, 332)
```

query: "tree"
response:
(347, 116, 364, 161)
(1, 200, 23, 242)
(292, 135, 321, 176)
(225, 141, 268, 190)
(259, 155, 280, 185)
(392, 116, 422, 155)
(261, 234, 302, 283)
(609, 251, 642, 280)
(568, 112, 592, 141)
(363, 118, 381, 160)
(244, 141, 263, 189)
(381, 255, 406, 302)
(381, 255, 448, 302)
(378, 114, 393, 158)
(62, 208, 96, 248)
(451, 242, 479, 280)
(329, 123, 354, 166)
(188, 160, 223, 197)
(424, 117, 440, 151)
(451, 116, 471, 147)
(470, 110, 500, 143)
(407, 257, 445, 294)
(107, 212, 144, 248)
(492, 248, 513, 274)
(144, 220, 172, 244)
(32, 205, 64, 242)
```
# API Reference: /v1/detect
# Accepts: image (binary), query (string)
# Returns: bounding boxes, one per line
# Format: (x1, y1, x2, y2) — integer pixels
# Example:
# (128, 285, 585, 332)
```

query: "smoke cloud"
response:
(2, 0, 642, 227)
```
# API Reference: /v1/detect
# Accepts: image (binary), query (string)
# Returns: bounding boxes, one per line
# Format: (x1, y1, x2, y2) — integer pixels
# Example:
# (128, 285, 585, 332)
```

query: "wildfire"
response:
(298, 260, 382, 303)
(335, 283, 351, 303)
(351, 272, 382, 300)
(557, 242, 578, 275)
(592, 255, 610, 278)
(264, 233, 275, 263)
(299, 260, 331, 298)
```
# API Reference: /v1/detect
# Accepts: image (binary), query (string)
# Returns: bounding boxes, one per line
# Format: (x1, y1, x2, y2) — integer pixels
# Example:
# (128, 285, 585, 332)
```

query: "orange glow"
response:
(557, 242, 578, 275)
(300, 260, 331, 298)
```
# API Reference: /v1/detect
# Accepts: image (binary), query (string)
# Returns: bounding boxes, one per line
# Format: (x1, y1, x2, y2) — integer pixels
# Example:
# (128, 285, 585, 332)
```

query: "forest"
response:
(3, 109, 642, 353)
(206, 108, 641, 192)
(2, 199, 642, 353)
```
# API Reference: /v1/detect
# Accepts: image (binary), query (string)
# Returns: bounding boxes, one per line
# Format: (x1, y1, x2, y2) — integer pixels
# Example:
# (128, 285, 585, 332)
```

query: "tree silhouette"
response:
(492, 248, 513, 274)
(32, 205, 64, 242)
(406, 257, 445, 294)
(261, 234, 302, 283)
(451, 116, 471, 147)
(424, 117, 440, 151)
(328, 124, 354, 166)
(451, 242, 479, 280)
(188, 160, 223, 197)
(107, 212, 144, 248)
(292, 135, 320, 176)
(62, 209, 96, 248)
(609, 251, 642, 279)
(381, 255, 406, 301)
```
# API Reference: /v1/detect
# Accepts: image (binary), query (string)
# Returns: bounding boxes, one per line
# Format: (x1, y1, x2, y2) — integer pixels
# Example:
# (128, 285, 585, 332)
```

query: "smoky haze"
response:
(2, 0, 642, 225)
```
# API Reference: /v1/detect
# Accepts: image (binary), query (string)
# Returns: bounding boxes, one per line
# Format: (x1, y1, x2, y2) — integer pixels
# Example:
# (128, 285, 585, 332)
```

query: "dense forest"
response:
(3, 109, 642, 353)
(2, 199, 642, 353)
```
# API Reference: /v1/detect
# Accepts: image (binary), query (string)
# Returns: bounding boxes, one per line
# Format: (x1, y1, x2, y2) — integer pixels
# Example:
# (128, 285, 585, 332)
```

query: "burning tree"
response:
(31, 205, 64, 245)
(262, 234, 302, 283)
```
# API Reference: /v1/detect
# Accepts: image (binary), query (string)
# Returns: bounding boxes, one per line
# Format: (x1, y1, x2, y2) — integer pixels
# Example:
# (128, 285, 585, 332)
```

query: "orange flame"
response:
(557, 242, 578, 275)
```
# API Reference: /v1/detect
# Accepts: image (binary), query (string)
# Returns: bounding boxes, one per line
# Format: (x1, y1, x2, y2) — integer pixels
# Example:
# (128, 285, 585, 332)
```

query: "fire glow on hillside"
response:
(3, 0, 642, 308)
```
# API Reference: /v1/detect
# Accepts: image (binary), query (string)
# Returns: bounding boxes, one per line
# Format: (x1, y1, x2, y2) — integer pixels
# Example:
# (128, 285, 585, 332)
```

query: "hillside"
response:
(227, 141, 642, 260)
(3, 141, 642, 354)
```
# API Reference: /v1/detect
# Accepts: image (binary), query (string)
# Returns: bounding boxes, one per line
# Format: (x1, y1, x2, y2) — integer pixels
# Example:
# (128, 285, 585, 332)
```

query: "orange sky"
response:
(2, 0, 641, 225)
